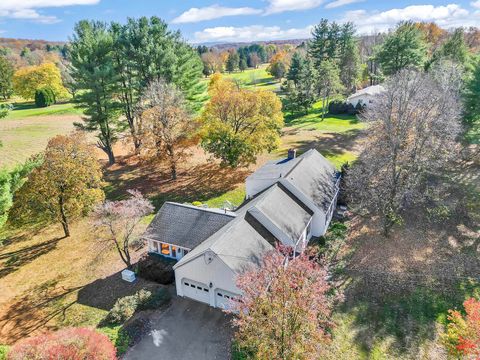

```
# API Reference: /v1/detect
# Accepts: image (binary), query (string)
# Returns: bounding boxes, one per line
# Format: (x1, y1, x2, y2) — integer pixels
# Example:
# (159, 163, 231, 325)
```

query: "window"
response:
(190, 284, 195, 288)
(197, 286, 202, 290)
(185, 282, 190, 286)
(217, 293, 222, 297)
(151, 241, 159, 253)
(161, 243, 170, 255)
(203, 288, 209, 292)
(184, 249, 189, 255)
(171, 246, 177, 258)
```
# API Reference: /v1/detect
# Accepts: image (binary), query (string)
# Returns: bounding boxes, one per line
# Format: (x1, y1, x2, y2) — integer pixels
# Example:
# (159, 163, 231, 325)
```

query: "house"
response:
(347, 85, 385, 107)
(143, 148, 339, 308)
(246, 148, 340, 237)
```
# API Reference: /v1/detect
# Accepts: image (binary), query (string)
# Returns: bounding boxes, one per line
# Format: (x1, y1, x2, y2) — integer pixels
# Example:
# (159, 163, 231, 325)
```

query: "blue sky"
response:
(1, 0, 480, 43)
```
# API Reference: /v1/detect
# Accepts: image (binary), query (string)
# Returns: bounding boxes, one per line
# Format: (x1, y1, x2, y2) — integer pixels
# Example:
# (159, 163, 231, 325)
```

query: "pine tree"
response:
(0, 55, 13, 100)
(287, 52, 305, 86)
(69, 20, 124, 165)
(464, 58, 480, 127)
(239, 58, 247, 71)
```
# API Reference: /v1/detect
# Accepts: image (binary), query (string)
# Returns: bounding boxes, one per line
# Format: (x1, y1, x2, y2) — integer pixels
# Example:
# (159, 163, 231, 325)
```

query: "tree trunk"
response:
(101, 146, 115, 165)
(167, 145, 177, 180)
(58, 195, 70, 237)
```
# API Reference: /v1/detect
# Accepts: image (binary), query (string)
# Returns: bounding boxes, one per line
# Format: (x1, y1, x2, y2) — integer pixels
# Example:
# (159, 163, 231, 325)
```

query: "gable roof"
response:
(246, 156, 302, 181)
(347, 85, 385, 100)
(143, 202, 235, 249)
(283, 149, 338, 212)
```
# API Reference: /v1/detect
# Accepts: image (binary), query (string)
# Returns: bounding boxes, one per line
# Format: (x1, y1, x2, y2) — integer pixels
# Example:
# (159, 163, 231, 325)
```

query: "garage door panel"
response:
(182, 279, 210, 304)
(215, 289, 239, 310)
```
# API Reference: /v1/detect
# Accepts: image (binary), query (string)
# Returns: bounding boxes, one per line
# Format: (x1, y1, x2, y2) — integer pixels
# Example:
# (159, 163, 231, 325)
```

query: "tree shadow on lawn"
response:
(340, 215, 480, 356)
(105, 156, 250, 210)
(0, 235, 65, 279)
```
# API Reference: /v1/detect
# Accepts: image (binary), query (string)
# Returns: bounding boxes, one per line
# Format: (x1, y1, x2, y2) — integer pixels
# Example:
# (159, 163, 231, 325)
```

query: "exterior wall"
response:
(174, 253, 240, 307)
(246, 177, 278, 198)
(347, 94, 374, 107)
(148, 239, 189, 261)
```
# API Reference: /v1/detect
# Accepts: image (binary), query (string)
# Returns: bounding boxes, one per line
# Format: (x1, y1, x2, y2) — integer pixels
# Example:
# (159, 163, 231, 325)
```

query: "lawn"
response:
(4, 102, 82, 120)
(223, 64, 279, 91)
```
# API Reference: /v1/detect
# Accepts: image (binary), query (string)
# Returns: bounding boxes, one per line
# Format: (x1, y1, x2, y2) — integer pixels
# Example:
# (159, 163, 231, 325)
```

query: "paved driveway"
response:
(124, 296, 233, 360)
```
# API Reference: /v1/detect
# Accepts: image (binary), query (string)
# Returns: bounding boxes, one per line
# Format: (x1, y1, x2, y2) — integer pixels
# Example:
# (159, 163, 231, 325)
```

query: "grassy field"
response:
(4, 102, 82, 120)
(223, 64, 279, 91)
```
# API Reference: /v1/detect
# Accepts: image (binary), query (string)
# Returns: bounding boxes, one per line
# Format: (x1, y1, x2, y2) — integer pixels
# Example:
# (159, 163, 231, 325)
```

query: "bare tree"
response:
(92, 190, 153, 269)
(136, 79, 198, 180)
(346, 67, 462, 236)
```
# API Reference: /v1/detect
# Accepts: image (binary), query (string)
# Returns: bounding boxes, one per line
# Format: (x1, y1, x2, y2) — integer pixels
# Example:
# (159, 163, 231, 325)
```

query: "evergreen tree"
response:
(375, 21, 427, 76)
(283, 57, 317, 115)
(0, 55, 13, 100)
(315, 60, 344, 120)
(464, 57, 480, 127)
(226, 51, 239, 73)
(287, 52, 305, 86)
(338, 23, 360, 91)
(433, 28, 469, 67)
(239, 58, 247, 71)
(69, 20, 124, 165)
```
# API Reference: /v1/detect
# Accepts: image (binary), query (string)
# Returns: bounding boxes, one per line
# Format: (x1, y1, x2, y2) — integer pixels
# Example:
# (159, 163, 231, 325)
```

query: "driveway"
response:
(124, 296, 233, 360)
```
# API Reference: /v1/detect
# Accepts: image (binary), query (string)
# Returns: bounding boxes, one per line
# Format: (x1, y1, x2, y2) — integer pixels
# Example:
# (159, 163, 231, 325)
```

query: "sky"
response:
(1, 0, 480, 43)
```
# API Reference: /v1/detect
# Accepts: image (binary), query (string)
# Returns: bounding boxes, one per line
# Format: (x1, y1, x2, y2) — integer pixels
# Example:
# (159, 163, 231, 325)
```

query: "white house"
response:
(143, 148, 339, 308)
(346, 85, 385, 107)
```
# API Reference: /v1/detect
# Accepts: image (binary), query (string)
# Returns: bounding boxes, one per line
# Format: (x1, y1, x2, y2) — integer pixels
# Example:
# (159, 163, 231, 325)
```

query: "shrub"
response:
(8, 328, 116, 360)
(427, 205, 451, 223)
(34, 87, 55, 107)
(192, 201, 203, 207)
(0, 345, 9, 360)
(138, 287, 171, 310)
(328, 100, 356, 115)
(98, 326, 130, 356)
(137, 254, 175, 284)
(0, 104, 12, 119)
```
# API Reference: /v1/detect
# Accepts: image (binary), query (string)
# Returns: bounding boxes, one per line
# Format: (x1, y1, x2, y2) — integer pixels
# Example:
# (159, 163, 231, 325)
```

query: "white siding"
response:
(174, 253, 240, 307)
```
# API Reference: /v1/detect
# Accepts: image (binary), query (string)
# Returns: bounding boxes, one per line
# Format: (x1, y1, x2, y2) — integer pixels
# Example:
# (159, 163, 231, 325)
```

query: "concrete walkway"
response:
(124, 296, 232, 360)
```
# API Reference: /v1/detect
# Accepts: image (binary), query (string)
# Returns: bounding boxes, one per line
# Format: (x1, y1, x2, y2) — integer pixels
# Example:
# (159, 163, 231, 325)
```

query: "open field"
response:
(222, 64, 279, 91)
(4, 102, 82, 120)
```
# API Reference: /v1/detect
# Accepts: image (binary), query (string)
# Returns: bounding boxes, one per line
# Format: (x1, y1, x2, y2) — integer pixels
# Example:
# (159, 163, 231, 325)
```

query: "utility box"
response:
(121, 269, 136, 282)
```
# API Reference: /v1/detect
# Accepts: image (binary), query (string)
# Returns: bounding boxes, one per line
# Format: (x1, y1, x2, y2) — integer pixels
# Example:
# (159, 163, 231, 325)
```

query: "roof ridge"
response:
(164, 201, 236, 218)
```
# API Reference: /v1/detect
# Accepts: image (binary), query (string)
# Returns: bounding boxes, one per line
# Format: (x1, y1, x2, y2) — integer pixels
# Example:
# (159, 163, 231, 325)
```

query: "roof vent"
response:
(287, 148, 297, 160)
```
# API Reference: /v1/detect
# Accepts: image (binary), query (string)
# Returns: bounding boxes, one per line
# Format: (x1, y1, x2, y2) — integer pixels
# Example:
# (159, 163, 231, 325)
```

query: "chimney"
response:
(287, 148, 296, 160)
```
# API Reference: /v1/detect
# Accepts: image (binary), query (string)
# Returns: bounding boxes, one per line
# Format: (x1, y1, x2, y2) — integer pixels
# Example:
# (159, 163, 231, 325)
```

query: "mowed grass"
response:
(4, 102, 83, 120)
(223, 64, 279, 91)
(205, 185, 246, 208)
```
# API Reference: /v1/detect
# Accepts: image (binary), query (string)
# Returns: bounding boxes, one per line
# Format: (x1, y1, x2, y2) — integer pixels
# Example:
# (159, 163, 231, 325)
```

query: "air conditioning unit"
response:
(121, 269, 136, 283)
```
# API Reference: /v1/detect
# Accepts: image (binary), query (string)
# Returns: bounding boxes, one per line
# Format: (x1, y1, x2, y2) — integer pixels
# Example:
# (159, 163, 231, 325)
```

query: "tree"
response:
(432, 28, 469, 67)
(287, 52, 305, 86)
(12, 62, 69, 100)
(346, 68, 462, 236)
(0, 55, 13, 100)
(231, 248, 333, 359)
(375, 21, 427, 76)
(415, 22, 446, 51)
(239, 58, 247, 72)
(315, 60, 344, 120)
(338, 27, 360, 91)
(226, 51, 239, 73)
(69, 20, 124, 165)
(11, 133, 104, 237)
(201, 77, 283, 167)
(464, 57, 480, 127)
(110, 17, 204, 152)
(201, 51, 223, 76)
(442, 298, 480, 358)
(8, 327, 117, 360)
(92, 190, 153, 269)
(267, 52, 289, 80)
(136, 79, 198, 180)
(283, 56, 317, 115)
(248, 52, 261, 69)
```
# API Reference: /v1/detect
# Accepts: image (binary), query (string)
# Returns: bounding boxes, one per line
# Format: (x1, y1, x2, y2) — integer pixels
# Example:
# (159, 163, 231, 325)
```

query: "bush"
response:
(8, 328, 116, 360)
(138, 287, 171, 310)
(0, 104, 12, 119)
(98, 326, 130, 356)
(34, 87, 55, 107)
(192, 201, 203, 207)
(137, 254, 175, 284)
(0, 345, 9, 360)
(328, 100, 356, 115)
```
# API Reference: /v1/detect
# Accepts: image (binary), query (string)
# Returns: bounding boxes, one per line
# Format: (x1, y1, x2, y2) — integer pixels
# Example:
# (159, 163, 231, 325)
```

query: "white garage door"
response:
(215, 289, 239, 310)
(182, 279, 210, 305)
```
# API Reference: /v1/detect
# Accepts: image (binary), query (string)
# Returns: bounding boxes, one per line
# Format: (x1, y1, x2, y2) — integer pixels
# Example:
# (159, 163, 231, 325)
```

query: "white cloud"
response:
(193, 24, 313, 43)
(172, 5, 261, 24)
(265, 0, 324, 14)
(325, 0, 364, 9)
(0, 0, 99, 23)
(341, 4, 477, 34)
(471, 0, 480, 9)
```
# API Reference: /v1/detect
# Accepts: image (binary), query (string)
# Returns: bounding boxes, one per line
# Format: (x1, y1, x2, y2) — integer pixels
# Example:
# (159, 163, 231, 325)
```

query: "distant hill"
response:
(0, 38, 65, 52)
(199, 38, 308, 50)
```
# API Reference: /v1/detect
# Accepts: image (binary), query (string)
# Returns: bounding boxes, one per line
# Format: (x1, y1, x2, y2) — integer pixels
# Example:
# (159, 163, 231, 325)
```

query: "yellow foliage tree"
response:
(10, 133, 104, 237)
(13, 62, 69, 100)
(201, 77, 284, 167)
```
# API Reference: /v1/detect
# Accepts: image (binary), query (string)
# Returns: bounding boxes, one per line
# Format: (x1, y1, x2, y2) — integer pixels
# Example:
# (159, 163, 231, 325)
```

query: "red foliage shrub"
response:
(8, 327, 117, 360)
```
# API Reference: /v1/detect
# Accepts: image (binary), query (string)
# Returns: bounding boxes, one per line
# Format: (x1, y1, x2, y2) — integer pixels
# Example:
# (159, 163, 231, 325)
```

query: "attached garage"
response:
(181, 279, 210, 305)
(215, 289, 239, 310)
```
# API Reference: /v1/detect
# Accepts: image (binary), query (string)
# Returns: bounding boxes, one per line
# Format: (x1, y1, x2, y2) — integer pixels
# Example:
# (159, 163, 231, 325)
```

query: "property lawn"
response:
(223, 64, 279, 91)
(4, 101, 82, 120)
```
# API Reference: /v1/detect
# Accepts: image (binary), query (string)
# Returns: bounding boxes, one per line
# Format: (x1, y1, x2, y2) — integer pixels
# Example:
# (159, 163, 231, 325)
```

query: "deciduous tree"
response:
(92, 190, 153, 269)
(442, 298, 480, 358)
(346, 68, 462, 236)
(201, 77, 283, 167)
(11, 133, 104, 237)
(315, 60, 344, 120)
(0, 55, 13, 100)
(267, 51, 290, 80)
(12, 62, 68, 100)
(136, 79, 198, 180)
(231, 248, 333, 360)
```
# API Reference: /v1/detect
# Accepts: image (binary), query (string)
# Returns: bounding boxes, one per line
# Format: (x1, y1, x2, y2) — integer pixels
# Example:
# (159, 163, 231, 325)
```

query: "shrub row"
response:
(34, 87, 56, 107)
(328, 100, 365, 115)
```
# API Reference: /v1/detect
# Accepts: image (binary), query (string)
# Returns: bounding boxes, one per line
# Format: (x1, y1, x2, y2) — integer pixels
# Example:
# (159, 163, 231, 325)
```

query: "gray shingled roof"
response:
(246, 157, 301, 181)
(285, 149, 338, 212)
(143, 202, 235, 249)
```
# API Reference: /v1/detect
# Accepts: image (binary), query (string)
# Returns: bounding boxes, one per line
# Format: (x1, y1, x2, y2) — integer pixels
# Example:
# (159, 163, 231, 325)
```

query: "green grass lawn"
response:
(4, 102, 83, 120)
(223, 65, 279, 91)
(205, 186, 246, 208)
